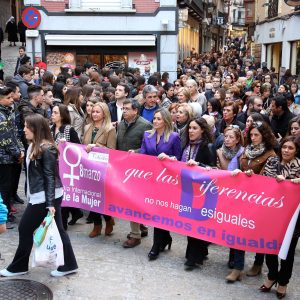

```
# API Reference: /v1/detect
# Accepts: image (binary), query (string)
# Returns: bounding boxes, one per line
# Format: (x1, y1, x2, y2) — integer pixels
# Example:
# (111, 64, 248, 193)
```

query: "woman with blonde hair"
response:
(140, 108, 181, 260)
(174, 103, 194, 149)
(177, 87, 190, 103)
(82, 102, 116, 238)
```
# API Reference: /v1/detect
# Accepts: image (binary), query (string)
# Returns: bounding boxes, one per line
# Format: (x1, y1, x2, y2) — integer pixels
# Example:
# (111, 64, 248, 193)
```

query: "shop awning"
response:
(45, 34, 156, 46)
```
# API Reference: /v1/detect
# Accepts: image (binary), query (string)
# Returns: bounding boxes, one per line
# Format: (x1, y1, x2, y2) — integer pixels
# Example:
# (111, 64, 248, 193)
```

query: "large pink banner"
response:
(59, 142, 300, 255)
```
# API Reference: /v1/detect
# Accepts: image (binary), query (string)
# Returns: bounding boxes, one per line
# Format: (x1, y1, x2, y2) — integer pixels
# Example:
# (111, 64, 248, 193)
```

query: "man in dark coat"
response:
(270, 95, 295, 138)
(14, 46, 29, 76)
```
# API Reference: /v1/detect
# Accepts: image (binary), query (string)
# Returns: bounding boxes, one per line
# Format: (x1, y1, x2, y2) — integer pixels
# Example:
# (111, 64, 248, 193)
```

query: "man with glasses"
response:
(117, 99, 152, 248)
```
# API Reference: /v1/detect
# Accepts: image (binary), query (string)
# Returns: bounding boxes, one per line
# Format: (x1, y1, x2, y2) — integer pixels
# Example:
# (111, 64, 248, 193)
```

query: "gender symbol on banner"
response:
(63, 145, 81, 186)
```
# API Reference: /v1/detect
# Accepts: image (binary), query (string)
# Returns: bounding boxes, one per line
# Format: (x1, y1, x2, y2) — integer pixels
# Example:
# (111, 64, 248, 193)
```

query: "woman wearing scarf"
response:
(259, 136, 300, 299)
(5, 17, 18, 47)
(173, 103, 194, 150)
(229, 121, 277, 282)
(216, 125, 245, 279)
(181, 118, 216, 270)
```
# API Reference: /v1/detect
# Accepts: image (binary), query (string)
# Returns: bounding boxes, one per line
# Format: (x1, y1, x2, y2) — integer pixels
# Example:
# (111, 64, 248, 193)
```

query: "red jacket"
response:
(34, 61, 47, 70)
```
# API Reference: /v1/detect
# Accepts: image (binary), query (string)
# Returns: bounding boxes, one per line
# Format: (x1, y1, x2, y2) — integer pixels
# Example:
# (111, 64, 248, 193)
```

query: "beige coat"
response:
(68, 104, 84, 140)
(82, 123, 116, 149)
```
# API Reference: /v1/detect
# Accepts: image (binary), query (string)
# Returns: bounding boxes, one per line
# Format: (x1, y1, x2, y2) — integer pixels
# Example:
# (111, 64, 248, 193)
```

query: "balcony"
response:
(232, 18, 245, 26)
(268, 0, 278, 19)
(67, 0, 136, 12)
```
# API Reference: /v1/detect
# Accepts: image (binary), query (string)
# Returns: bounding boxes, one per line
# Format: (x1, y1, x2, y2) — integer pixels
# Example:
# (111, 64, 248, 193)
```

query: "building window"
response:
(68, 0, 134, 11)
(268, 0, 279, 19)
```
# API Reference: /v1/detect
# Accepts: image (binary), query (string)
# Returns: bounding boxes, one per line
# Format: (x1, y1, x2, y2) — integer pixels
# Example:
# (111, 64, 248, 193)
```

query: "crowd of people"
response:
(0, 45, 300, 298)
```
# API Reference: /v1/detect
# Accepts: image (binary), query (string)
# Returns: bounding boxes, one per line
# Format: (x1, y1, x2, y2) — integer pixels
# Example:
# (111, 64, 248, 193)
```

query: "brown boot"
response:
(226, 269, 242, 283)
(122, 238, 141, 248)
(89, 225, 102, 238)
(105, 218, 114, 236)
(246, 264, 262, 277)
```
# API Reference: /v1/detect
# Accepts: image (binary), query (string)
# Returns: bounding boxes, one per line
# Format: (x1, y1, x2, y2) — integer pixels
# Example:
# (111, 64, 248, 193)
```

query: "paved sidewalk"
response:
(0, 173, 299, 300)
(1, 40, 20, 78)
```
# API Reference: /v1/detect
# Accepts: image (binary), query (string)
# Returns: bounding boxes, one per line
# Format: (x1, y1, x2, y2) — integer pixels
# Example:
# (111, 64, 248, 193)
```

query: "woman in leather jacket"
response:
(0, 114, 78, 277)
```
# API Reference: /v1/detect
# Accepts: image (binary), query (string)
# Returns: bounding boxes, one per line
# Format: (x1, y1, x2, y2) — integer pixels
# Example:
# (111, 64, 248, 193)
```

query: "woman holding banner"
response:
(230, 121, 277, 282)
(50, 104, 83, 230)
(140, 108, 181, 260)
(259, 136, 300, 299)
(181, 117, 216, 270)
(216, 125, 245, 275)
(83, 102, 116, 238)
(0, 114, 78, 277)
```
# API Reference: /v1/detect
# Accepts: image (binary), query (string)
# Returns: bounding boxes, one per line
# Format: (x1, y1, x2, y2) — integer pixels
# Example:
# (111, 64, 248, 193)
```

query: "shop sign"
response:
(269, 28, 275, 38)
(128, 52, 157, 74)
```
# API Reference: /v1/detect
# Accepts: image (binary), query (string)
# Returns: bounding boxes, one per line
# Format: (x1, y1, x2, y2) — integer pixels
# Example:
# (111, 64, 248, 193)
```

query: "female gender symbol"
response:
(63, 144, 82, 186)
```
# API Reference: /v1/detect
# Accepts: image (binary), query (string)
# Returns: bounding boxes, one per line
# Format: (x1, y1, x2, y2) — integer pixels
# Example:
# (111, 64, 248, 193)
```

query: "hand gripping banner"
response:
(59, 142, 300, 258)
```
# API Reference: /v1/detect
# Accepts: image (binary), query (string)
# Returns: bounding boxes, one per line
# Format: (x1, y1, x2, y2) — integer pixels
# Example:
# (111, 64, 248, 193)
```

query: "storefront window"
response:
(103, 54, 128, 70)
(46, 51, 76, 76)
(266, 43, 282, 75)
(76, 54, 100, 69)
(291, 41, 300, 81)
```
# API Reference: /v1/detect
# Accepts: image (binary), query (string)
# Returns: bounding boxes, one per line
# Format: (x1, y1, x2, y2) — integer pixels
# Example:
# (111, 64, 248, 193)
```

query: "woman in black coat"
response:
(180, 117, 217, 270)
(5, 17, 18, 46)
(17, 20, 27, 47)
(50, 104, 83, 230)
